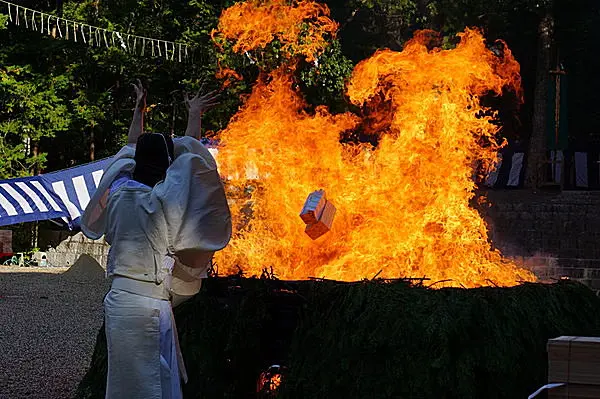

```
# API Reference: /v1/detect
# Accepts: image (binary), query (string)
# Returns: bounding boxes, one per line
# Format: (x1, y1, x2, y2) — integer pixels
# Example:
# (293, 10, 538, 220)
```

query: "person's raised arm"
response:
(127, 79, 147, 145)
(184, 86, 219, 140)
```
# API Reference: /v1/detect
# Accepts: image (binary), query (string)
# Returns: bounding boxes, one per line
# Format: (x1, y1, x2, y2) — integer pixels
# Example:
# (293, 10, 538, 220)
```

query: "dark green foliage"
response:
(176, 279, 272, 398)
(298, 40, 355, 113)
(280, 281, 600, 399)
(76, 279, 600, 399)
(0, 64, 70, 178)
(0, 0, 241, 176)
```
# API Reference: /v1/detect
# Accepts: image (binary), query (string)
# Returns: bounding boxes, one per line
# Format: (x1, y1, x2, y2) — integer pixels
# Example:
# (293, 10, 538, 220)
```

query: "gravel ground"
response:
(0, 265, 109, 399)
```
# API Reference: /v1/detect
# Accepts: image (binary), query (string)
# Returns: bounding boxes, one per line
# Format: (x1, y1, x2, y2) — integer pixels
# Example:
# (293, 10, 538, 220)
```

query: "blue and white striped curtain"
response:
(0, 158, 110, 228)
(0, 139, 219, 228)
(484, 151, 526, 188)
(484, 149, 599, 189)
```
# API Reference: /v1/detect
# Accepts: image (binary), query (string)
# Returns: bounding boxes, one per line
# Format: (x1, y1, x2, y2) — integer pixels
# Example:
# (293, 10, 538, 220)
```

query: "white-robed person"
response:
(81, 80, 231, 399)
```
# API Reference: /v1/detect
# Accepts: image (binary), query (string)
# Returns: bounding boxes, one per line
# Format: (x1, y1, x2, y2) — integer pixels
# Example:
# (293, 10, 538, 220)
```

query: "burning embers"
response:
(257, 365, 284, 397)
(212, 0, 536, 287)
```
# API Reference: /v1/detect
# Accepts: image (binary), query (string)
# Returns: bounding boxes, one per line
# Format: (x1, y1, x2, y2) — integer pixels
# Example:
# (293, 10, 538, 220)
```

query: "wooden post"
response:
(31, 137, 39, 250)
(525, 11, 554, 188)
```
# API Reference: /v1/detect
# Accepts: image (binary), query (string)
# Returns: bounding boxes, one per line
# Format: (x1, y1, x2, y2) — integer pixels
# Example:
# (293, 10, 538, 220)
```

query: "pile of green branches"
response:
(75, 279, 600, 399)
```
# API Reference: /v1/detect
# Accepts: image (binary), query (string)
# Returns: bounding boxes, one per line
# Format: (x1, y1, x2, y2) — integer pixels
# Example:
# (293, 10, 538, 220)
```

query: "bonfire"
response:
(210, 0, 535, 287)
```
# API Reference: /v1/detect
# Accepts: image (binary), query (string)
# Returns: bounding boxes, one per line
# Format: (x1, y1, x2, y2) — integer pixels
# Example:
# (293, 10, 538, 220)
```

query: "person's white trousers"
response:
(104, 288, 182, 399)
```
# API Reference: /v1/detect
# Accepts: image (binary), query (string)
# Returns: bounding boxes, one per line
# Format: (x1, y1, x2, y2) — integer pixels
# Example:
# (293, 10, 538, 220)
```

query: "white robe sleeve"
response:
(157, 137, 231, 301)
(155, 136, 232, 267)
(81, 145, 136, 240)
(169, 259, 206, 307)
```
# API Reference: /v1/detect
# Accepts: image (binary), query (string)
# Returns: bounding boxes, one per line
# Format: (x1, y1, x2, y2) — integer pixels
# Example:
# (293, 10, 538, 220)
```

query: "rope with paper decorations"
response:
(0, 0, 195, 63)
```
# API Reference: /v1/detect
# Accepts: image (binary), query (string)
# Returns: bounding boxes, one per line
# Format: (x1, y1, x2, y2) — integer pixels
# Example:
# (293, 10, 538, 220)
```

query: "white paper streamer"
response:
(115, 32, 126, 50)
(0, 0, 192, 62)
(56, 16, 62, 37)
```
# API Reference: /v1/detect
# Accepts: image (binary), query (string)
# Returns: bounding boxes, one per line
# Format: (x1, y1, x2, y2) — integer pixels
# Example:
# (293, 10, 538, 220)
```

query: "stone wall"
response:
(46, 232, 109, 268)
(483, 190, 600, 289)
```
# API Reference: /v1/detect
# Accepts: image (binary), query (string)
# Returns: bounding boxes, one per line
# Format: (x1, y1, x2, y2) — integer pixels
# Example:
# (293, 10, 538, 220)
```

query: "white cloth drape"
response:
(575, 152, 589, 188)
(104, 289, 182, 399)
(550, 150, 563, 184)
(507, 152, 524, 187)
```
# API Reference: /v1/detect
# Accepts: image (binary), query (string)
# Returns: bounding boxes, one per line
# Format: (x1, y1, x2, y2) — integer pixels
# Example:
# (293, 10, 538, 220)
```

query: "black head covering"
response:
(133, 133, 175, 187)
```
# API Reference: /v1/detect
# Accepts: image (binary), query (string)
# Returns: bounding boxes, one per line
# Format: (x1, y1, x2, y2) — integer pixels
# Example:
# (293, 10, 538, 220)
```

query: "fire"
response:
(215, 63, 243, 86)
(257, 368, 282, 394)
(211, 0, 337, 62)
(212, 1, 536, 287)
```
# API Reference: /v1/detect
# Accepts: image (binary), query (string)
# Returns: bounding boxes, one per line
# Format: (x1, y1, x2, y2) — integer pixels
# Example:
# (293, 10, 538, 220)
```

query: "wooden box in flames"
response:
(299, 189, 336, 240)
(300, 189, 327, 225)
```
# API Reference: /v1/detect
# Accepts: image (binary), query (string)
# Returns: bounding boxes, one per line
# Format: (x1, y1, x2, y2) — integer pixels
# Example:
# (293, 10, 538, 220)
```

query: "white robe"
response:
(81, 136, 232, 399)
(104, 288, 181, 399)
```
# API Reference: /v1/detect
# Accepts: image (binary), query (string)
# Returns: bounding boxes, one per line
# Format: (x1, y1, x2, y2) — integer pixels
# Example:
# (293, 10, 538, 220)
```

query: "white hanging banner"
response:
(0, 0, 193, 63)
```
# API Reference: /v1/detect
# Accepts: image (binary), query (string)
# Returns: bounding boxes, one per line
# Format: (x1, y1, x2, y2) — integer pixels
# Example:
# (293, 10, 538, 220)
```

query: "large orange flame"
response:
(211, 0, 337, 62)
(212, 1, 535, 287)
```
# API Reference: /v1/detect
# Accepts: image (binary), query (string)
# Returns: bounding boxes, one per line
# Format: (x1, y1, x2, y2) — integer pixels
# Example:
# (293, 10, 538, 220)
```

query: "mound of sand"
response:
(62, 254, 105, 280)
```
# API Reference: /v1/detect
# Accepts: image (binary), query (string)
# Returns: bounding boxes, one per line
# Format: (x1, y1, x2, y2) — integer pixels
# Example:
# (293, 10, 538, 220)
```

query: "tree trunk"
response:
(32, 139, 39, 175)
(525, 11, 554, 188)
(31, 140, 39, 251)
(56, 0, 64, 16)
(171, 95, 177, 137)
(90, 130, 95, 161)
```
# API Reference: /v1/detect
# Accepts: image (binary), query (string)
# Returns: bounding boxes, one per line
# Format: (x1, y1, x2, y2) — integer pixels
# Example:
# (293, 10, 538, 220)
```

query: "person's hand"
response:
(132, 79, 147, 110)
(184, 84, 219, 115)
